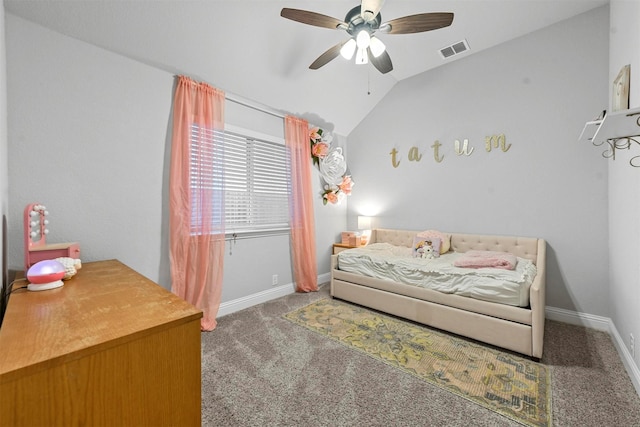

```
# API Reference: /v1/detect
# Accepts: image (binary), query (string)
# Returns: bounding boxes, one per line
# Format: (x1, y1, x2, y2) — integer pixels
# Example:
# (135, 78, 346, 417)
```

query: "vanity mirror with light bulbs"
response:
(23, 203, 80, 270)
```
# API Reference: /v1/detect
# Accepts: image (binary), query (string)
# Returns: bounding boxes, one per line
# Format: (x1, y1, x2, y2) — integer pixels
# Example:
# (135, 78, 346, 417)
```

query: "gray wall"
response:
(347, 7, 610, 316)
(5, 14, 346, 304)
(608, 0, 640, 370)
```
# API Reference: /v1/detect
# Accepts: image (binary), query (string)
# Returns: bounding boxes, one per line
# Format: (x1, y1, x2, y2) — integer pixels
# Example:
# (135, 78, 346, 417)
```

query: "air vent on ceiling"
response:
(439, 39, 470, 59)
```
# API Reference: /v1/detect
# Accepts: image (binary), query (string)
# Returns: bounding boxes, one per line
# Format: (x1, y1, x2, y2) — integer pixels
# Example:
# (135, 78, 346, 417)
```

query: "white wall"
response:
(608, 0, 640, 372)
(5, 14, 345, 307)
(348, 7, 610, 316)
(6, 14, 172, 283)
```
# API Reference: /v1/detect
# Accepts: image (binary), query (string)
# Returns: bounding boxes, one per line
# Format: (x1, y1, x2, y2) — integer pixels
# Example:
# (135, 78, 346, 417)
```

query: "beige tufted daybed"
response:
(330, 229, 546, 359)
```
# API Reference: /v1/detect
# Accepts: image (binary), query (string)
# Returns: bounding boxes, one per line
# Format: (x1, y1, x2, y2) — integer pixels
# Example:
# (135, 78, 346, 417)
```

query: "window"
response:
(190, 123, 289, 235)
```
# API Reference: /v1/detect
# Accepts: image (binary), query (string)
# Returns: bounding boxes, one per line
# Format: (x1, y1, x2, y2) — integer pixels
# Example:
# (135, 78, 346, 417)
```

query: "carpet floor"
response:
(201, 284, 640, 426)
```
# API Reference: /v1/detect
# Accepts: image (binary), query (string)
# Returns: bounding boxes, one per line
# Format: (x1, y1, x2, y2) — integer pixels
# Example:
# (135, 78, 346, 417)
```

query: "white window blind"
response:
(189, 124, 223, 235)
(190, 124, 289, 235)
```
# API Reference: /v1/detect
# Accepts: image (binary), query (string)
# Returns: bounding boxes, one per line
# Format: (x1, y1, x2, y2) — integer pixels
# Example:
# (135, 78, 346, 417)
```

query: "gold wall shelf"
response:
(579, 107, 640, 167)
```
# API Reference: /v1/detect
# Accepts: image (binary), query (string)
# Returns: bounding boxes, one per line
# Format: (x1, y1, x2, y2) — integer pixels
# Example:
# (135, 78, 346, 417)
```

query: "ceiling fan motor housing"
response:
(345, 6, 381, 36)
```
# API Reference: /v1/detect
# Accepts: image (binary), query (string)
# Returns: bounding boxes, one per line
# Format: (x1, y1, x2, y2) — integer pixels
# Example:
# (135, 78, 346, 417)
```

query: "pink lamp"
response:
(26, 260, 65, 291)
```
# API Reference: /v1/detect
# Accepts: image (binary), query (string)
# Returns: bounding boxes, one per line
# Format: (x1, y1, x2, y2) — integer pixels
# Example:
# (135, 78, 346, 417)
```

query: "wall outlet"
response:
(272, 274, 278, 286)
(630, 333, 635, 358)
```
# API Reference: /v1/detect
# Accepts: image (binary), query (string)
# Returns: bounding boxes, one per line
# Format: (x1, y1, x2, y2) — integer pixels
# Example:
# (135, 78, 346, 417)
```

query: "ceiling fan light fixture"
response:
(281, 5, 453, 74)
(340, 38, 357, 60)
(356, 30, 371, 49)
(355, 47, 369, 65)
(369, 36, 386, 57)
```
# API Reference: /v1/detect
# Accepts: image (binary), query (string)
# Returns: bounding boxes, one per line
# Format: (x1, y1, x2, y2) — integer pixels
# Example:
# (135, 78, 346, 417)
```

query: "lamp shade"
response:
(357, 216, 372, 230)
(369, 36, 386, 58)
(340, 38, 357, 60)
(355, 47, 368, 65)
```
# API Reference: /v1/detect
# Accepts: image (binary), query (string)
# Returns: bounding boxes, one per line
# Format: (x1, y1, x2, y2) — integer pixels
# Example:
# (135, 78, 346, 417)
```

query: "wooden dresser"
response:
(0, 259, 203, 426)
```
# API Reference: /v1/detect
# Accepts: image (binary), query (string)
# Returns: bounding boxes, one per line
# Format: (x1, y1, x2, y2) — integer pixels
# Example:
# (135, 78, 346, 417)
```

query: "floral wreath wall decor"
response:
(309, 126, 354, 205)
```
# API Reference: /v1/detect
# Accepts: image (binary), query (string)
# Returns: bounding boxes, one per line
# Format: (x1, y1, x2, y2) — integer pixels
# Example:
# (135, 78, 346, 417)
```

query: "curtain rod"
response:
(225, 93, 286, 120)
(179, 74, 286, 119)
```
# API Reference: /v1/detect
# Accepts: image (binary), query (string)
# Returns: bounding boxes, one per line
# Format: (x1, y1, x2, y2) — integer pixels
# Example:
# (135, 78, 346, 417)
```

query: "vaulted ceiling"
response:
(4, 0, 607, 135)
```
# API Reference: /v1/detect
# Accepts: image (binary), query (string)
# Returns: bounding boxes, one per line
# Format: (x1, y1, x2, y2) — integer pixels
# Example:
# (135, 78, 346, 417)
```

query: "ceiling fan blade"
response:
(382, 12, 454, 34)
(309, 41, 347, 70)
(367, 48, 393, 74)
(281, 8, 345, 30)
(361, 0, 385, 21)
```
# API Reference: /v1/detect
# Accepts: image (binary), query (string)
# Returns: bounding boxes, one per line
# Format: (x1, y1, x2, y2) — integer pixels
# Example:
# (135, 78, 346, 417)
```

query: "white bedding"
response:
(336, 243, 537, 307)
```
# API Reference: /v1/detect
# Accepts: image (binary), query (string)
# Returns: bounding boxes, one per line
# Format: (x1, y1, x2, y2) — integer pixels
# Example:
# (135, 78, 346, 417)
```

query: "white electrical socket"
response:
(272, 274, 278, 286)
(630, 333, 635, 358)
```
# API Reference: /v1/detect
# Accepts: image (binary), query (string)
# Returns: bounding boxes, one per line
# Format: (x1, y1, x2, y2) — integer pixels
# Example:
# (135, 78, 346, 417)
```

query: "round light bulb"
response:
(30, 231, 37, 238)
(356, 30, 370, 49)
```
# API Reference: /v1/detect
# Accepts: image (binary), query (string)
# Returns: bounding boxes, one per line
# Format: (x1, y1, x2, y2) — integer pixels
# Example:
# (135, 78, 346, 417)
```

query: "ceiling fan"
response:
(280, 0, 454, 74)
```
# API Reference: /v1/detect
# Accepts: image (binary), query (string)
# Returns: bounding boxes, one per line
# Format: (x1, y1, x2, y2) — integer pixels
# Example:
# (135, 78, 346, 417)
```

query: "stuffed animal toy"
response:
(54, 257, 82, 280)
(415, 239, 437, 260)
(423, 245, 436, 260)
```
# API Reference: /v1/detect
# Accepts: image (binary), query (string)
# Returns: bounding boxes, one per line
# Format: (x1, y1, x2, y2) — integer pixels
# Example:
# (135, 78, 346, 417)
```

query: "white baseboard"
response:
(546, 305, 640, 396)
(217, 272, 331, 318)
(217, 283, 295, 318)
(318, 272, 330, 285)
(608, 321, 640, 397)
(545, 306, 610, 331)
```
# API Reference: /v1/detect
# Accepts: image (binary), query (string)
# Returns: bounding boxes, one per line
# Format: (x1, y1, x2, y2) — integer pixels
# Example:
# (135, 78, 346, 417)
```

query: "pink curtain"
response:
(169, 76, 225, 330)
(285, 115, 318, 292)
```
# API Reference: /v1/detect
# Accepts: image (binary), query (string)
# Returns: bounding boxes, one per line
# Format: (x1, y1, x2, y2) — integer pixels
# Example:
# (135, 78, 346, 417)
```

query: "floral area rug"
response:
(284, 298, 551, 427)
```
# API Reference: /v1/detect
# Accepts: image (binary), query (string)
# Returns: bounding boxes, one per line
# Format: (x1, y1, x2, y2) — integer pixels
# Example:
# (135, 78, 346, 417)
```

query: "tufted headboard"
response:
(370, 229, 541, 265)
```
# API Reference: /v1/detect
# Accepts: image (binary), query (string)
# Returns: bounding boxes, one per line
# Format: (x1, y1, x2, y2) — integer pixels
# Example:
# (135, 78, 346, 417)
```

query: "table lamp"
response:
(26, 259, 65, 291)
(357, 216, 373, 245)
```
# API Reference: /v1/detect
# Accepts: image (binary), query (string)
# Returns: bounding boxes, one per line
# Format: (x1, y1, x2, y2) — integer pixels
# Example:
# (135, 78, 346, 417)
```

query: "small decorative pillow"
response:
(416, 230, 451, 254)
(453, 250, 517, 270)
(412, 236, 441, 258)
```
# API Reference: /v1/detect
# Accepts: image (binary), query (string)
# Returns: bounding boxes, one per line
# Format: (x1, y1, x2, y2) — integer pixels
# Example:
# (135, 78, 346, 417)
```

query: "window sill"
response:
(226, 228, 290, 240)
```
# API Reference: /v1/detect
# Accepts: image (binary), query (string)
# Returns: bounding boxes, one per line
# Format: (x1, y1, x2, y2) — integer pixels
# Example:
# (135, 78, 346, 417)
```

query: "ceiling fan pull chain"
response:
(367, 67, 371, 95)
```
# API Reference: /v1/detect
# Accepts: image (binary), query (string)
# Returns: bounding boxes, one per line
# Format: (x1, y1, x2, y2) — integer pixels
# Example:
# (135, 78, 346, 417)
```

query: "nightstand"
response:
(333, 243, 359, 254)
